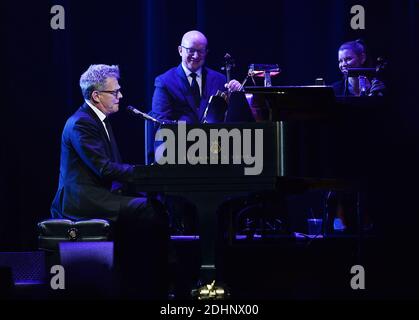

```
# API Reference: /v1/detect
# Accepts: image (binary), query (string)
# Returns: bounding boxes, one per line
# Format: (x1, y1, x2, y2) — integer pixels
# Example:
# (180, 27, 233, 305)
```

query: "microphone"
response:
(126, 105, 176, 125)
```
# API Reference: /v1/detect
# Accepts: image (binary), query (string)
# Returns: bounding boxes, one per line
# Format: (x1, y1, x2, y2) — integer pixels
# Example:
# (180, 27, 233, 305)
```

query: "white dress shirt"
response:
(85, 100, 110, 140)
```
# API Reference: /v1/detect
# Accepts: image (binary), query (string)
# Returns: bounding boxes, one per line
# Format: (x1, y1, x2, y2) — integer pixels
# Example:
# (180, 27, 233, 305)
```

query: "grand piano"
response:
(131, 87, 387, 298)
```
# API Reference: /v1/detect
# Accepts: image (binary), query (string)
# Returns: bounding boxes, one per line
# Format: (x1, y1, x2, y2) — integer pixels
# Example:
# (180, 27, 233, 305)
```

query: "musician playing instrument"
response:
(332, 39, 386, 97)
(51, 64, 169, 298)
(328, 40, 386, 233)
(150, 30, 241, 124)
(148, 31, 242, 236)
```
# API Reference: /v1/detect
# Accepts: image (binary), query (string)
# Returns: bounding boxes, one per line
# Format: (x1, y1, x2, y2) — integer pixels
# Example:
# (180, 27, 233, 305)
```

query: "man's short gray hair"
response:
(79, 64, 120, 100)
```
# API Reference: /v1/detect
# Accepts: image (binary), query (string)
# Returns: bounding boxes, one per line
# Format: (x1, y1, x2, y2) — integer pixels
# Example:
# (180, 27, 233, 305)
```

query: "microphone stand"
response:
(127, 105, 177, 165)
(127, 105, 176, 125)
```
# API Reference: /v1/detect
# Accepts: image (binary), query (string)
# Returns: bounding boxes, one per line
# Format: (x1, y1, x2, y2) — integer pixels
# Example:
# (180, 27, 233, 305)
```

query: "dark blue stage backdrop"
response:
(1, 1, 418, 296)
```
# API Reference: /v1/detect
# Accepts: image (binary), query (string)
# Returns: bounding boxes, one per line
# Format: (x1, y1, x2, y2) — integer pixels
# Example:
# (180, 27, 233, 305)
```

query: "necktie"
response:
(190, 72, 201, 109)
(103, 117, 121, 162)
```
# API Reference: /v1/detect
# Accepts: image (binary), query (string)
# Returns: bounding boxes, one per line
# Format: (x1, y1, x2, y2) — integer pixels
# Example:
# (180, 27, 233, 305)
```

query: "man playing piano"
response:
(51, 64, 169, 299)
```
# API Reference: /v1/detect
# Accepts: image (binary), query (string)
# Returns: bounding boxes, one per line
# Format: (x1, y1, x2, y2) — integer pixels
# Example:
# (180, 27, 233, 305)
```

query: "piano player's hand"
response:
(225, 79, 242, 92)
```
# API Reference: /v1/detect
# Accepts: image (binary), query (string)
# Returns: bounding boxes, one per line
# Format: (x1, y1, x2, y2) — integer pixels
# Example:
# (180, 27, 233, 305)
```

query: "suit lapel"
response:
(81, 103, 113, 159)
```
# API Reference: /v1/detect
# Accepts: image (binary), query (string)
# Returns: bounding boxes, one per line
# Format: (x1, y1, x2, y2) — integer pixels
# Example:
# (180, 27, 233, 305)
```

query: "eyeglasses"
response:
(181, 45, 207, 56)
(98, 89, 122, 98)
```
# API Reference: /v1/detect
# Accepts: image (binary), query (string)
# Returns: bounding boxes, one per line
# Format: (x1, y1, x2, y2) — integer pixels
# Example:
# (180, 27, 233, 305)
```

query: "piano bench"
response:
(37, 219, 111, 252)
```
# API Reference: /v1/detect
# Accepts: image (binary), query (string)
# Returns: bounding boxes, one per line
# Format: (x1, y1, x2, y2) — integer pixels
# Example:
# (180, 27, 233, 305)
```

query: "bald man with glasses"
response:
(150, 30, 241, 124)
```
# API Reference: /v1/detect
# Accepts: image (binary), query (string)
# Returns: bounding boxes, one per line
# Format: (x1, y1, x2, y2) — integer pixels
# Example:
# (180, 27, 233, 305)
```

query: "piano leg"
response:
(176, 191, 231, 299)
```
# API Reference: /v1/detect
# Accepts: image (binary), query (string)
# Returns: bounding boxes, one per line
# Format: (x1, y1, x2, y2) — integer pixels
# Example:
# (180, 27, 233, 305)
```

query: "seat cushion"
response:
(38, 219, 111, 251)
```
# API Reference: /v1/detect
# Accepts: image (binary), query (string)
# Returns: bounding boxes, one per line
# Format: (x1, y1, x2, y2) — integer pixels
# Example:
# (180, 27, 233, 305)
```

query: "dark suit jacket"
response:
(150, 64, 226, 124)
(51, 103, 136, 221)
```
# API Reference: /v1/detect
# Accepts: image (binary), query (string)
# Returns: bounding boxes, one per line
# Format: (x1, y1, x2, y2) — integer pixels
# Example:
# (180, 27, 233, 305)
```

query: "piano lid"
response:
(244, 85, 335, 100)
(243, 86, 336, 121)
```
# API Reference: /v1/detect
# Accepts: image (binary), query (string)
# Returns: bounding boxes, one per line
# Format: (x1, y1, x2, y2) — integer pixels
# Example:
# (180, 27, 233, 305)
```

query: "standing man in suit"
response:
(150, 30, 242, 123)
(51, 64, 168, 299)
